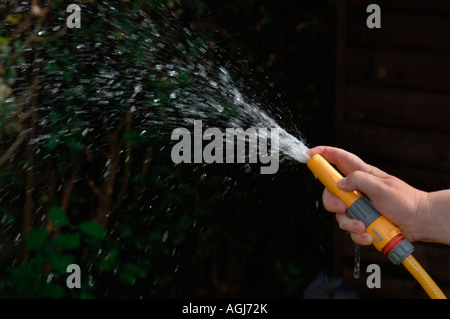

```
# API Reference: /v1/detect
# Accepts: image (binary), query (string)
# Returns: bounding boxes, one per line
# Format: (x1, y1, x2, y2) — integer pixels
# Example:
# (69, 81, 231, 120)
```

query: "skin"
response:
(306, 146, 450, 246)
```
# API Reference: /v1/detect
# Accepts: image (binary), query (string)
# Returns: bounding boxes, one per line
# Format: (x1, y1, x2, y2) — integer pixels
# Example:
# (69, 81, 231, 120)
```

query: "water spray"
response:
(307, 153, 447, 299)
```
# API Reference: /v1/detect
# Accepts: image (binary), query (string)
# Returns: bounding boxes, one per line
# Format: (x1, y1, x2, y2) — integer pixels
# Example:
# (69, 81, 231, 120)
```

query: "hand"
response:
(306, 146, 429, 246)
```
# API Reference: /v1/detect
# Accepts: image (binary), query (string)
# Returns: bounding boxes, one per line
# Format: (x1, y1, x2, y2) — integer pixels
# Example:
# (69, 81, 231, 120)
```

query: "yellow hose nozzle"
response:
(307, 154, 402, 254)
(307, 153, 361, 207)
(307, 153, 447, 299)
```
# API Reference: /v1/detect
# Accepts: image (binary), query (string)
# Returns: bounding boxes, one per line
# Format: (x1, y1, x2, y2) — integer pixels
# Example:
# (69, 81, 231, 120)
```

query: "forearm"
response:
(418, 190, 450, 245)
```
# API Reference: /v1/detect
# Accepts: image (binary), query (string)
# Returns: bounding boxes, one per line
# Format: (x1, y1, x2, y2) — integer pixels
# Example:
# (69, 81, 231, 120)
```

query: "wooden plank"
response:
(335, 123, 450, 172)
(346, 48, 450, 92)
(347, 0, 450, 14)
(347, 12, 450, 52)
(335, 0, 348, 129)
(334, 0, 450, 299)
(368, 162, 450, 192)
(343, 86, 450, 133)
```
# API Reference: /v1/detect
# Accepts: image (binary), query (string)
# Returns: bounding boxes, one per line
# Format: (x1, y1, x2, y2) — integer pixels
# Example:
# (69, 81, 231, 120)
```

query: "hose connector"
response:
(307, 153, 446, 299)
(307, 154, 412, 264)
(347, 196, 414, 265)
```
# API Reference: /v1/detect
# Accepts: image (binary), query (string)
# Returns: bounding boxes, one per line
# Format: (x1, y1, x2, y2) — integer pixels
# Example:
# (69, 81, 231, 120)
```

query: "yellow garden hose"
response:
(402, 255, 446, 299)
(307, 154, 447, 299)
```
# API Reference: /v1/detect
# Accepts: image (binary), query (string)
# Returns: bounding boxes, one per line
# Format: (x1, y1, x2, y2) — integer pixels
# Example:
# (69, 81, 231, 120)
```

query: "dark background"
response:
(0, 0, 338, 298)
(333, 0, 450, 298)
(0, 0, 449, 299)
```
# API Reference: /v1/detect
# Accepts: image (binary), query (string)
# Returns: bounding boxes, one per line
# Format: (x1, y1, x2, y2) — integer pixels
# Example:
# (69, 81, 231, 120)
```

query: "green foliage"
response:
(78, 221, 105, 239)
(48, 207, 70, 227)
(0, 0, 336, 299)
(25, 229, 49, 252)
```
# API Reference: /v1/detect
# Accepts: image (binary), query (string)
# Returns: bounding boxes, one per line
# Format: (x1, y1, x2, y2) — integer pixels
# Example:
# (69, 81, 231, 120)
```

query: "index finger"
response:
(306, 146, 386, 178)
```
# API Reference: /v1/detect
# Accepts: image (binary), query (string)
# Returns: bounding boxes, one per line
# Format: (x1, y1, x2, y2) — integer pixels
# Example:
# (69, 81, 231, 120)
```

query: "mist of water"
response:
(0, 2, 320, 298)
(130, 20, 311, 165)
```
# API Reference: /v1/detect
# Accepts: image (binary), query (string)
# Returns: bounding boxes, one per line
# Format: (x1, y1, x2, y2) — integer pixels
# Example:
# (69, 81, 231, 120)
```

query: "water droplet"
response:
(88, 275, 94, 287)
(46, 273, 54, 284)
(353, 243, 361, 279)
(13, 233, 21, 245)
(162, 231, 169, 242)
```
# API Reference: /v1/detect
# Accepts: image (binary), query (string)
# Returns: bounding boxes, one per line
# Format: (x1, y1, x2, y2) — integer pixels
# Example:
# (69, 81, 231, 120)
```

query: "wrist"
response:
(413, 190, 450, 244)
(410, 191, 432, 242)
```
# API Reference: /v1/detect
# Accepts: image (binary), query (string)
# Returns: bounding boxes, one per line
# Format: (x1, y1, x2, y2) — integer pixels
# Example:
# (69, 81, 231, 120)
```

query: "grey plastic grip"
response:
(347, 197, 415, 265)
(387, 239, 415, 265)
(346, 196, 381, 227)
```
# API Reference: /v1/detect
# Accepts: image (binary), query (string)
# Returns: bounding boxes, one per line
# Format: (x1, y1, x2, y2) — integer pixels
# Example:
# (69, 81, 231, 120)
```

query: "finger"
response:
(335, 213, 373, 245)
(350, 232, 374, 246)
(307, 146, 366, 175)
(307, 146, 386, 178)
(335, 212, 366, 234)
(337, 170, 386, 200)
(322, 188, 347, 213)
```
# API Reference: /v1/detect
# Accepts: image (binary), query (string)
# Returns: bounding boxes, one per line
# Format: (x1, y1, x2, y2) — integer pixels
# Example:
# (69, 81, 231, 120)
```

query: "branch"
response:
(48, 170, 78, 238)
(22, 34, 40, 260)
(61, 171, 77, 212)
(94, 116, 126, 227)
(141, 149, 153, 176)
(114, 111, 132, 211)
(86, 175, 101, 196)
(0, 130, 28, 166)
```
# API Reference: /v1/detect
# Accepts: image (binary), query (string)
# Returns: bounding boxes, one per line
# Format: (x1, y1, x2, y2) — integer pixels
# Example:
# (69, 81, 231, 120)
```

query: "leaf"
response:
(80, 291, 96, 299)
(0, 37, 9, 45)
(49, 253, 75, 274)
(0, 207, 14, 225)
(6, 14, 22, 25)
(172, 232, 186, 245)
(45, 282, 65, 298)
(79, 221, 106, 238)
(26, 229, 49, 251)
(63, 71, 72, 83)
(43, 134, 60, 150)
(54, 233, 80, 251)
(10, 263, 36, 295)
(99, 249, 119, 271)
(48, 206, 70, 227)
(66, 137, 83, 152)
(119, 271, 136, 286)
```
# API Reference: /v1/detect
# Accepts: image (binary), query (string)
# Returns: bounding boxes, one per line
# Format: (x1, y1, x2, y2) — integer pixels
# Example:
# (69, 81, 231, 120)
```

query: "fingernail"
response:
(337, 178, 346, 188)
(363, 234, 373, 245)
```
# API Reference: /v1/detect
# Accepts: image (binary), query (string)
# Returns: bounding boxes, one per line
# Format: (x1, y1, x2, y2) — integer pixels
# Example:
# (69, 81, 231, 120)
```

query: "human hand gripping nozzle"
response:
(307, 154, 446, 299)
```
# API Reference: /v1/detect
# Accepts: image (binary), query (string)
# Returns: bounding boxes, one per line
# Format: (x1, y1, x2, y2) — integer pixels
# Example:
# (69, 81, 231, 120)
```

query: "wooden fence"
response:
(334, 0, 450, 298)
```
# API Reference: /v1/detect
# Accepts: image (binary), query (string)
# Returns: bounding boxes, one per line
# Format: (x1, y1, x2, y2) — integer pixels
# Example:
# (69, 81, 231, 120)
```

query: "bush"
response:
(0, 0, 336, 298)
